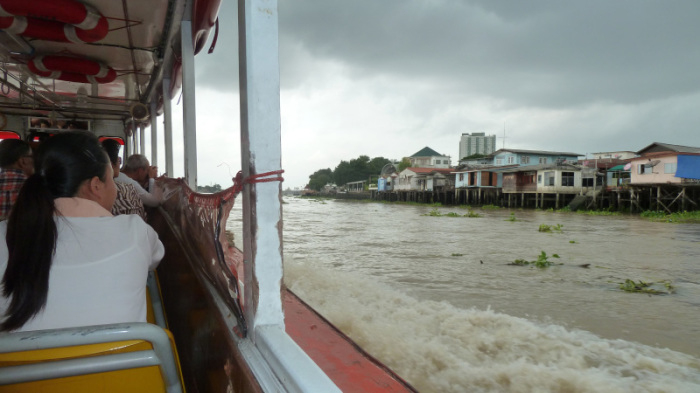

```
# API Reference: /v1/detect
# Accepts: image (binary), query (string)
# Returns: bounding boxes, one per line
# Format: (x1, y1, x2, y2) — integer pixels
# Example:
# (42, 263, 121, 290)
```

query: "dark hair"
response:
(1, 131, 110, 331)
(0, 139, 31, 168)
(101, 139, 121, 166)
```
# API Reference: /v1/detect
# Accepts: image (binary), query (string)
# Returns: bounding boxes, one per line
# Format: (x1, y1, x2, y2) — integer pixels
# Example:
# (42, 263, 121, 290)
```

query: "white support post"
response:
(181, 20, 198, 188)
(237, 3, 341, 390)
(139, 123, 146, 155)
(150, 100, 158, 167)
(239, 0, 284, 337)
(163, 78, 174, 177)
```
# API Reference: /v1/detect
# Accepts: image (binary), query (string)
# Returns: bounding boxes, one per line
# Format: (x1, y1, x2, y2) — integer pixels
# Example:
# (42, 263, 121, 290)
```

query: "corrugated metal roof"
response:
(488, 148, 583, 157)
(636, 142, 700, 155)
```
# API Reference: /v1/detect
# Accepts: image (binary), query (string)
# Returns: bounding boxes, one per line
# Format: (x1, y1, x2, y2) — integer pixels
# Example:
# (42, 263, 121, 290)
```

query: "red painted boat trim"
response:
(284, 290, 418, 393)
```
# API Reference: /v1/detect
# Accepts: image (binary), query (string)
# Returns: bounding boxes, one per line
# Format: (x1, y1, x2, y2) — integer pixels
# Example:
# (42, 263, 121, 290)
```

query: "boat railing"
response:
(0, 323, 184, 393)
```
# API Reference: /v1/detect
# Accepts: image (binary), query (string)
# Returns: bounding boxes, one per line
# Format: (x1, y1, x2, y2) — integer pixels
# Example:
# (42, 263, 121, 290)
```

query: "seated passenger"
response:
(117, 154, 163, 207)
(101, 139, 146, 219)
(0, 139, 34, 221)
(0, 132, 164, 332)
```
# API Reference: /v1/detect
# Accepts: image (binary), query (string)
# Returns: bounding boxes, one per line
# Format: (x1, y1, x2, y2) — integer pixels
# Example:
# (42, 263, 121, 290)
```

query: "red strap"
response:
(232, 170, 284, 194)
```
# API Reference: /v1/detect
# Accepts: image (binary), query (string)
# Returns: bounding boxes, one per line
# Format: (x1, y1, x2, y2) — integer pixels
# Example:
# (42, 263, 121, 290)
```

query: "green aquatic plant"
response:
(505, 212, 519, 222)
(619, 279, 675, 295)
(569, 240, 577, 244)
(509, 251, 562, 268)
(538, 223, 563, 233)
(481, 204, 500, 210)
(445, 212, 461, 217)
(640, 210, 700, 223)
(464, 210, 481, 218)
(451, 253, 464, 257)
(424, 208, 442, 217)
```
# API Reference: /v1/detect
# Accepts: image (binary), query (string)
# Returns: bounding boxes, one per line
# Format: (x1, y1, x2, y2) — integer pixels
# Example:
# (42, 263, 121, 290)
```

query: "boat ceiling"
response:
(0, 0, 185, 121)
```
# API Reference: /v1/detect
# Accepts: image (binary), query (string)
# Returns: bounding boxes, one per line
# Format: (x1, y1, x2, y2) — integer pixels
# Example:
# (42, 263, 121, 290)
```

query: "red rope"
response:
(232, 169, 285, 194)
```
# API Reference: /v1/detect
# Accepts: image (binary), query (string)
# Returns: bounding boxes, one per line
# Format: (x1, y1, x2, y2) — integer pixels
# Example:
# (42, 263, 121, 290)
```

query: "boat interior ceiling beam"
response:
(181, 18, 198, 188)
(121, 0, 142, 102)
(150, 99, 158, 165)
(143, 0, 185, 104)
(163, 78, 174, 177)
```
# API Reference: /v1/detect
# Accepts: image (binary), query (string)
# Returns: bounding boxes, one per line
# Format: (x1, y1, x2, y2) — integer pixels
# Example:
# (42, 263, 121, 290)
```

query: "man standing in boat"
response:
(116, 154, 163, 207)
(0, 139, 34, 220)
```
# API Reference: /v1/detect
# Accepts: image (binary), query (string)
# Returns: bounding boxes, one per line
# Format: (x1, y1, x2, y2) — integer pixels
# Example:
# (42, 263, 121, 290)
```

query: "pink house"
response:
(630, 142, 700, 185)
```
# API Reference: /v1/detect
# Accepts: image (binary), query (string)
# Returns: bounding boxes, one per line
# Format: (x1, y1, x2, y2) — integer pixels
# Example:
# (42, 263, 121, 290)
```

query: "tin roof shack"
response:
(535, 164, 598, 195)
(345, 180, 367, 193)
(625, 143, 700, 212)
(453, 166, 516, 188)
(630, 152, 700, 185)
(378, 173, 397, 191)
(606, 165, 631, 190)
(395, 168, 454, 191)
(408, 147, 451, 168)
(489, 148, 582, 167)
(631, 142, 700, 185)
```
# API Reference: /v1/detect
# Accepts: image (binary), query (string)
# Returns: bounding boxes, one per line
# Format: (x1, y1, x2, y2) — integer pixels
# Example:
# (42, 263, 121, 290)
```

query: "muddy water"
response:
(228, 197, 700, 392)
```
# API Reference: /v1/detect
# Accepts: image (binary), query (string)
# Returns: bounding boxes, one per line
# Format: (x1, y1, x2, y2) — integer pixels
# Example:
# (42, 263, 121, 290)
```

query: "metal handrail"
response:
(0, 323, 183, 393)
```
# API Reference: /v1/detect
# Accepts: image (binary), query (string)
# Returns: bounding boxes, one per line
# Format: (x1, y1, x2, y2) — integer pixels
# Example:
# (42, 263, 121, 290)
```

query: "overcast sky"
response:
(164, 0, 700, 189)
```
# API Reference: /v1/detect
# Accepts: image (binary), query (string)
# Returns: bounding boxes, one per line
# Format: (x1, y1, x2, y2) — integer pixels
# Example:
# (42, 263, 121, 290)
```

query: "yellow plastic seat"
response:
(0, 323, 185, 393)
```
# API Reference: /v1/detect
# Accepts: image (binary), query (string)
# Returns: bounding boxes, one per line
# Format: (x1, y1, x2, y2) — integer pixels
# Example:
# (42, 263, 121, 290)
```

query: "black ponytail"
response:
(1, 132, 109, 331)
(1, 174, 57, 331)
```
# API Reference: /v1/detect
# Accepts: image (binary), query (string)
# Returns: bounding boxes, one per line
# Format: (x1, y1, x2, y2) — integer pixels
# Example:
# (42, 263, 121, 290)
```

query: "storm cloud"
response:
(190, 0, 700, 188)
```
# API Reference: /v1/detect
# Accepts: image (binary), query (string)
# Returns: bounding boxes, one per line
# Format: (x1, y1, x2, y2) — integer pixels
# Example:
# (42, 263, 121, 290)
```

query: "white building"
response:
(459, 132, 496, 159)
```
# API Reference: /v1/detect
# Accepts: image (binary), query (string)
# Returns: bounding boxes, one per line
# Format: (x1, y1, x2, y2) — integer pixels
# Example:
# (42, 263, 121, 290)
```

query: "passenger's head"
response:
(0, 139, 34, 176)
(122, 154, 150, 183)
(101, 139, 122, 178)
(1, 131, 116, 331)
(35, 132, 116, 211)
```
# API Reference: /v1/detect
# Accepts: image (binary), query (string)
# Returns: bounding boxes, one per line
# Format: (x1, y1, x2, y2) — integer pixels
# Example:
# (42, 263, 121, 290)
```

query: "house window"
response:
(537, 174, 542, 183)
(539, 157, 547, 164)
(459, 173, 464, 181)
(664, 163, 677, 174)
(582, 178, 594, 187)
(507, 156, 515, 164)
(562, 172, 574, 186)
(496, 159, 503, 165)
(521, 156, 530, 164)
(637, 164, 649, 174)
(544, 171, 555, 186)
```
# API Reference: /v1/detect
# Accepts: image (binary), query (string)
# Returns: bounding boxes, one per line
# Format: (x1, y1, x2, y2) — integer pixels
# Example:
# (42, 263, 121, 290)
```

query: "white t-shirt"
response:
(0, 214, 164, 332)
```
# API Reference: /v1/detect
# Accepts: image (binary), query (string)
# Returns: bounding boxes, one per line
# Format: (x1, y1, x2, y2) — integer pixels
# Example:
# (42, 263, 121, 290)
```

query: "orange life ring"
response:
(27, 55, 117, 84)
(0, 0, 108, 43)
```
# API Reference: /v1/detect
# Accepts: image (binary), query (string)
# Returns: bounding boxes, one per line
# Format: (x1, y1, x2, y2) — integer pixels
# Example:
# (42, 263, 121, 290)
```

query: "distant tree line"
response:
(307, 155, 393, 191)
(197, 183, 222, 193)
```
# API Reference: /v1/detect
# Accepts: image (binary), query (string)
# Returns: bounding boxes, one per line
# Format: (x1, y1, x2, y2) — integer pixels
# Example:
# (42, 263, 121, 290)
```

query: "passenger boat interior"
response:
(0, 0, 417, 391)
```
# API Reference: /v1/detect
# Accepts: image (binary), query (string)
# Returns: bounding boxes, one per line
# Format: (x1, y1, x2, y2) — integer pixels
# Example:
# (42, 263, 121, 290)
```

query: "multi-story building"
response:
(459, 132, 497, 159)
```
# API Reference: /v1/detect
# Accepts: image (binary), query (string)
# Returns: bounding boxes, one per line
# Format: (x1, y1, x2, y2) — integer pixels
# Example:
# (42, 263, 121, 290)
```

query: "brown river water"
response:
(228, 196, 700, 393)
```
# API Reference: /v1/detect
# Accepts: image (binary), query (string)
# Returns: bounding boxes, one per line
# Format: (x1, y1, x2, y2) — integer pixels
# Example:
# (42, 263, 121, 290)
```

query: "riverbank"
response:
(300, 195, 700, 223)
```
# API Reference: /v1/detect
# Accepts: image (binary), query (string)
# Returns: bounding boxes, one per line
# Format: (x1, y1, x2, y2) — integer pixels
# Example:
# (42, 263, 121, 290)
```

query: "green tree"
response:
(307, 168, 333, 191)
(461, 153, 488, 160)
(398, 157, 411, 172)
(197, 183, 223, 193)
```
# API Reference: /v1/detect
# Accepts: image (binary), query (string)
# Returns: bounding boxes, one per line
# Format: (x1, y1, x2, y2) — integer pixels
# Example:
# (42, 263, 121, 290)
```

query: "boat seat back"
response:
(0, 323, 184, 393)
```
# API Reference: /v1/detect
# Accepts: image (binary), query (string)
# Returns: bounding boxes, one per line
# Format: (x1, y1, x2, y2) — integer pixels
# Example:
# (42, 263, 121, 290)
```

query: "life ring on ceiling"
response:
(0, 0, 108, 43)
(27, 55, 117, 84)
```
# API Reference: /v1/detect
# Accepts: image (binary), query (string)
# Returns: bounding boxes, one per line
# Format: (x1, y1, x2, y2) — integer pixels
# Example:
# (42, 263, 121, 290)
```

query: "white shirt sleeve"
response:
(116, 172, 162, 207)
(145, 222, 165, 270)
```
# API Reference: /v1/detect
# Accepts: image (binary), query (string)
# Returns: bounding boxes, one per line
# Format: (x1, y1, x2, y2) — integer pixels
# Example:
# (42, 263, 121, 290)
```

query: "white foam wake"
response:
(285, 259, 700, 393)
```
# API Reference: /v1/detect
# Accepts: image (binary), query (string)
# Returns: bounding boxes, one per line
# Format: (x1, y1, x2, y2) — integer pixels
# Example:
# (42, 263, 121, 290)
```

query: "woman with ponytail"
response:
(0, 132, 164, 332)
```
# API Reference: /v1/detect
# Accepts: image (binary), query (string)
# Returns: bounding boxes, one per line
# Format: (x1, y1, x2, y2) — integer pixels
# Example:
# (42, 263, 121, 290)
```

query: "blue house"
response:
(489, 148, 582, 167)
